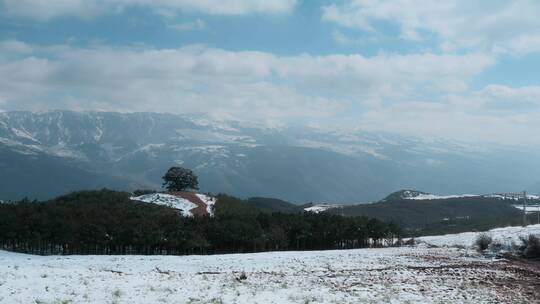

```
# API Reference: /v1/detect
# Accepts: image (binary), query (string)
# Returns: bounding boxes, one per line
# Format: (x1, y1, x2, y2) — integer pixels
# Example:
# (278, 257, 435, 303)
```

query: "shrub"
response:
(132, 189, 157, 196)
(520, 234, 540, 259)
(475, 233, 493, 252)
(487, 241, 506, 253)
(235, 272, 247, 282)
(403, 238, 415, 246)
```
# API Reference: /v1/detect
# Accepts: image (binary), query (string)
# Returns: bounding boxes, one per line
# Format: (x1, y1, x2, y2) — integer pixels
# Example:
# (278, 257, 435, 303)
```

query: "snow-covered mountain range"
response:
(1, 111, 539, 202)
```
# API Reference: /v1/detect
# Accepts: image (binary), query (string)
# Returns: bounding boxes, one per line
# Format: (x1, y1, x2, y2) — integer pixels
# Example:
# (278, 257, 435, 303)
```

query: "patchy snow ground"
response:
(1, 225, 540, 304)
(130, 193, 196, 217)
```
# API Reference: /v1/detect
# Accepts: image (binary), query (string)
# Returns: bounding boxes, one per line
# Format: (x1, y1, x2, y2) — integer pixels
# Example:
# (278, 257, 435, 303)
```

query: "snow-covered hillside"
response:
(405, 193, 479, 200)
(130, 193, 197, 217)
(383, 190, 480, 201)
(513, 205, 540, 213)
(1, 225, 539, 303)
(130, 193, 217, 217)
(487, 193, 540, 200)
(392, 190, 540, 201)
(196, 193, 216, 216)
(415, 224, 540, 248)
(304, 204, 342, 214)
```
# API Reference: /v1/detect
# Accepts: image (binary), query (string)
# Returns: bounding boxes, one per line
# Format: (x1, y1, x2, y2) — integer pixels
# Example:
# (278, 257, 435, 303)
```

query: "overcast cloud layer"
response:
(1, 0, 298, 19)
(1, 0, 539, 144)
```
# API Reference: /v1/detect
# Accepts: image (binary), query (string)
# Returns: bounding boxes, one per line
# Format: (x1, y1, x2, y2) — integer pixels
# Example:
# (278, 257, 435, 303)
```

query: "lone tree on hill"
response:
(162, 167, 199, 192)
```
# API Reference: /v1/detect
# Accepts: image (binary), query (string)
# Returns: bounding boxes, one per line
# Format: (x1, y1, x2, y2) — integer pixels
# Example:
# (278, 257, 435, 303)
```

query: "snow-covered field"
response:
(1, 225, 539, 304)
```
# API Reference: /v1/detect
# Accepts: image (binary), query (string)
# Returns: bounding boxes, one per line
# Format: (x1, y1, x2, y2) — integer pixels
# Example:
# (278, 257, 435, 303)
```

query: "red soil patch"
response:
(168, 192, 209, 216)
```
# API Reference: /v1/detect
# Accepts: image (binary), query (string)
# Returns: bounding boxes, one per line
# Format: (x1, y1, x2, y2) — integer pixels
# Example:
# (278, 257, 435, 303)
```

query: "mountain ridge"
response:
(1, 110, 539, 202)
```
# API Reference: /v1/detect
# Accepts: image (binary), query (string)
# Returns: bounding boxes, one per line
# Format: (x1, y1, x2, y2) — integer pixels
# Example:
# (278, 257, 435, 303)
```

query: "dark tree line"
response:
(0, 190, 402, 256)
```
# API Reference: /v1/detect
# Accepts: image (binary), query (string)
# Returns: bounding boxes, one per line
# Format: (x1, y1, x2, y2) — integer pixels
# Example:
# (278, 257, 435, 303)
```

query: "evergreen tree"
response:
(0, 189, 404, 256)
(162, 167, 199, 192)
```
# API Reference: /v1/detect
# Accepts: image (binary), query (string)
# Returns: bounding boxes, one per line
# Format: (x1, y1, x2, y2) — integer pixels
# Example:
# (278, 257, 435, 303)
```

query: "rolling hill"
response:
(326, 190, 537, 235)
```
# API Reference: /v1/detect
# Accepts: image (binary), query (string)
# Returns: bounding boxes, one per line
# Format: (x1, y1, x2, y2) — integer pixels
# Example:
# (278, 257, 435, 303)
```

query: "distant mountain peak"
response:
(383, 190, 429, 201)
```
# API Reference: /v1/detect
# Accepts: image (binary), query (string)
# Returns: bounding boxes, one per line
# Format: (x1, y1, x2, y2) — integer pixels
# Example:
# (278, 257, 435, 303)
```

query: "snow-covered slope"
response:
(486, 193, 540, 200)
(382, 190, 481, 202)
(405, 193, 479, 200)
(2, 238, 539, 303)
(512, 205, 540, 213)
(389, 190, 540, 201)
(130, 193, 217, 217)
(130, 193, 197, 217)
(304, 204, 342, 214)
(415, 224, 540, 248)
(383, 190, 476, 201)
(196, 193, 216, 216)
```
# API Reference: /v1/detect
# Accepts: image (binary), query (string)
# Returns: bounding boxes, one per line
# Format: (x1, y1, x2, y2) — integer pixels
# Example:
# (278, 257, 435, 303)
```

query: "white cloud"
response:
(0, 0, 105, 20)
(0, 43, 342, 121)
(0, 40, 35, 54)
(0, 0, 298, 20)
(358, 85, 540, 144)
(168, 19, 206, 31)
(276, 52, 493, 103)
(478, 85, 540, 112)
(332, 31, 355, 45)
(322, 0, 540, 55)
(2, 40, 539, 143)
(155, 0, 297, 15)
(0, 41, 494, 123)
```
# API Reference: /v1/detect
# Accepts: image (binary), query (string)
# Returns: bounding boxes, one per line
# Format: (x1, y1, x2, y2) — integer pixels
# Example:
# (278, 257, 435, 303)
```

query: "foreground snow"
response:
(0, 248, 502, 303)
(1, 225, 539, 303)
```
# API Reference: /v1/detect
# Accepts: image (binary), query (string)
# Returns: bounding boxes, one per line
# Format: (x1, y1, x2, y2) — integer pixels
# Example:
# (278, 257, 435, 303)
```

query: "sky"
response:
(1, 0, 540, 144)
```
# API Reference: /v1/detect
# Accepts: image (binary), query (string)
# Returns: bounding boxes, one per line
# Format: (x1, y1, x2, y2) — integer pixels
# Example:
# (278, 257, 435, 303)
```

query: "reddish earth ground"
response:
(408, 253, 540, 303)
(493, 257, 540, 301)
(168, 192, 209, 216)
